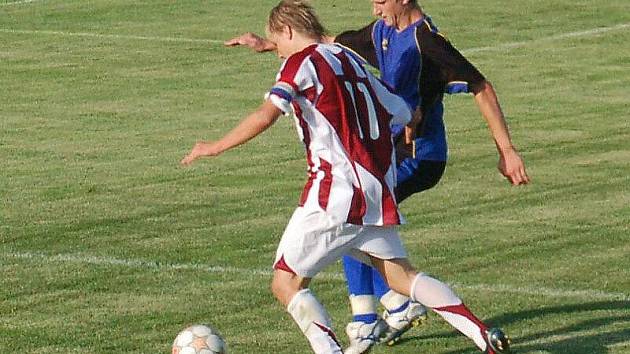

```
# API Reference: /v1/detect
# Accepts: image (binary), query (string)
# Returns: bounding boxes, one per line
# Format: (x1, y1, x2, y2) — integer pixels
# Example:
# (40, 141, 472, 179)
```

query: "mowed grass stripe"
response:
(4, 251, 629, 301)
(0, 21, 627, 50)
(0, 0, 41, 6)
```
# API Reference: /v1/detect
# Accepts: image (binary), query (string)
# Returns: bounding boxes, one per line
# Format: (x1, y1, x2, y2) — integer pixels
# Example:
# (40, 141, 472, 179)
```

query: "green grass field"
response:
(1, 0, 629, 353)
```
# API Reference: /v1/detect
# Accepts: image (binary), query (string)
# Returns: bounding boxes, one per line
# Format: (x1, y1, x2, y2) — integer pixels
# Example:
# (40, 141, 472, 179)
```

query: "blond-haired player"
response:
(183, 1, 511, 353)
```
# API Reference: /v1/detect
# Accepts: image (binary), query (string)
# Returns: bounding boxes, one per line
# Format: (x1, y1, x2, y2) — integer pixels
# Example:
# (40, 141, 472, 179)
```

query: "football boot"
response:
(485, 327, 511, 353)
(380, 302, 428, 345)
(344, 319, 387, 354)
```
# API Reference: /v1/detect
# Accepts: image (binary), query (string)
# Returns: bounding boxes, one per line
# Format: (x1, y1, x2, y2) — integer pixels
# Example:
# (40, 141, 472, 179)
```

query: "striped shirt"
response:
(268, 43, 412, 226)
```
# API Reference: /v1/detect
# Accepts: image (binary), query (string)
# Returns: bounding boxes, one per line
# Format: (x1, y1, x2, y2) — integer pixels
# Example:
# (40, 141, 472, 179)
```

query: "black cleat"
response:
(485, 327, 511, 353)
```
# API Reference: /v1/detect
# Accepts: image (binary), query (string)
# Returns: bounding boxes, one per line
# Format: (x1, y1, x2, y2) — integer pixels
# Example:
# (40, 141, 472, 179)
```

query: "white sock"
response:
(287, 289, 343, 354)
(409, 272, 461, 308)
(410, 273, 488, 351)
(379, 290, 409, 312)
(349, 294, 377, 319)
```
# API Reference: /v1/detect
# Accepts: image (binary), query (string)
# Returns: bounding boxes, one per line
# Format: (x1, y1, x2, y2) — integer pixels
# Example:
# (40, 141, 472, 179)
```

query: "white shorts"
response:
(273, 207, 407, 278)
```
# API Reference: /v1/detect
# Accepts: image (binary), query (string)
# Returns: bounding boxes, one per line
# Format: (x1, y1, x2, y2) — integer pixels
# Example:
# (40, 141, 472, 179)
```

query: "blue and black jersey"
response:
(336, 16, 486, 162)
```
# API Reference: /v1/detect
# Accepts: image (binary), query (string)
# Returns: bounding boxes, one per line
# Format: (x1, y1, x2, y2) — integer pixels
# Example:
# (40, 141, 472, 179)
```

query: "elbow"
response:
(472, 80, 496, 97)
(472, 80, 493, 96)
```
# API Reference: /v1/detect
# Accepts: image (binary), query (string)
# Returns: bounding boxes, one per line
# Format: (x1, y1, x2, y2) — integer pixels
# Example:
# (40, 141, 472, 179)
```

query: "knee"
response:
(271, 271, 302, 306)
(393, 272, 419, 297)
(270, 275, 288, 303)
(379, 259, 417, 297)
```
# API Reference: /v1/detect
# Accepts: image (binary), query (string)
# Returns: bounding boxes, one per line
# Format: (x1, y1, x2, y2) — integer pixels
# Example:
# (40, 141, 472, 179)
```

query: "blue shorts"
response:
(393, 101, 447, 202)
(391, 101, 448, 163)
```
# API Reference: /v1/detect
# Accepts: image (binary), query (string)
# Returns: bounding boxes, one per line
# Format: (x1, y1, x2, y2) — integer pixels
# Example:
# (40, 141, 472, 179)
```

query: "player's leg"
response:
(343, 256, 377, 324)
(371, 257, 511, 353)
(271, 269, 342, 354)
(394, 101, 447, 203)
(367, 154, 444, 344)
(341, 256, 386, 354)
(356, 226, 510, 353)
(273, 208, 367, 354)
(372, 267, 427, 345)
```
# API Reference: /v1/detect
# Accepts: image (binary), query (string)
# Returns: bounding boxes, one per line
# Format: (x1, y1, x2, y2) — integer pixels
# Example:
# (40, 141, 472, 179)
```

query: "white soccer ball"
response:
(172, 324, 228, 354)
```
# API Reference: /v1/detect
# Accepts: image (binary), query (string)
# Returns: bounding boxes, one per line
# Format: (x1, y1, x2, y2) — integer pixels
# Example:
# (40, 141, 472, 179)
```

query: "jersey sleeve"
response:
(267, 80, 297, 115)
(335, 22, 378, 68)
(416, 24, 486, 94)
(267, 52, 315, 114)
(366, 73, 412, 126)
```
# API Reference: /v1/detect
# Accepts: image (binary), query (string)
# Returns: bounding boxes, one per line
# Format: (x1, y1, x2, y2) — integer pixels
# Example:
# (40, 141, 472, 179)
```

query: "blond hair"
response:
(268, 0, 326, 39)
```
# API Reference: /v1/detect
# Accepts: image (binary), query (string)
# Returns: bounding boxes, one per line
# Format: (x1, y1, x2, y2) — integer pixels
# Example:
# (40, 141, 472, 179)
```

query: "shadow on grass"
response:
(397, 300, 630, 353)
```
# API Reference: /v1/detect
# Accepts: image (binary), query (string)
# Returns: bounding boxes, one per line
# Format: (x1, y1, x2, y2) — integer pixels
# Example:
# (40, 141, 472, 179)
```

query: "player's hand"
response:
(404, 107, 423, 144)
(224, 32, 276, 52)
(498, 147, 530, 185)
(180, 141, 221, 166)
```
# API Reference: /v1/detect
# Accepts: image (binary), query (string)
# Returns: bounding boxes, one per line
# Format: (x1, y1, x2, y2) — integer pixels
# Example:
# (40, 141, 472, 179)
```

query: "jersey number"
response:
(344, 81, 380, 140)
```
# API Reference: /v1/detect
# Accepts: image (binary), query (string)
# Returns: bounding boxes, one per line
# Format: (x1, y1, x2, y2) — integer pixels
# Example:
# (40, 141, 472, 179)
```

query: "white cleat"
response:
(344, 319, 387, 354)
(380, 302, 428, 346)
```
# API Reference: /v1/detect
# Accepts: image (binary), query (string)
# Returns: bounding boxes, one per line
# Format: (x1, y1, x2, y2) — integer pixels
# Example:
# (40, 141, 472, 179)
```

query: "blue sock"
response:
(354, 313, 378, 323)
(343, 256, 375, 296)
(343, 256, 377, 323)
(372, 267, 390, 299)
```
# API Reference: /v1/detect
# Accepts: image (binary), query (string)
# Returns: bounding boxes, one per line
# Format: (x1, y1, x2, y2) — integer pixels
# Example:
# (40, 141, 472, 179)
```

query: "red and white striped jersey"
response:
(268, 44, 411, 226)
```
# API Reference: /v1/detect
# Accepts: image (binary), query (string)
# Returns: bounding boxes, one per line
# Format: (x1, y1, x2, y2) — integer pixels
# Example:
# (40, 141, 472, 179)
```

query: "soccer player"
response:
(226, 1, 529, 352)
(184, 1, 511, 353)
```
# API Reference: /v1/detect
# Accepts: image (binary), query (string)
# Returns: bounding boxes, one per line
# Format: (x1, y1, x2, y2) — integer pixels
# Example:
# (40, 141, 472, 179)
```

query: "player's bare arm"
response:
(471, 80, 530, 186)
(181, 100, 282, 165)
(224, 32, 277, 52)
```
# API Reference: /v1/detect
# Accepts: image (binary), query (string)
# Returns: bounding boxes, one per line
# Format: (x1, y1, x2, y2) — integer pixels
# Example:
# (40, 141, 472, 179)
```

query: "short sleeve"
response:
(267, 50, 315, 114)
(335, 22, 378, 68)
(267, 81, 297, 114)
(417, 24, 486, 93)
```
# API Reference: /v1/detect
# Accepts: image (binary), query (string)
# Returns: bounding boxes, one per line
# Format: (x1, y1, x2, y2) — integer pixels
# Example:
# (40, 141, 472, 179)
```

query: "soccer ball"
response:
(172, 324, 228, 354)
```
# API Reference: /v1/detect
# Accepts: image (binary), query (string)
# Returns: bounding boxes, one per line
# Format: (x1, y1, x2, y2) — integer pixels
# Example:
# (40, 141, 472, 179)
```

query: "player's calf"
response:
(287, 289, 343, 354)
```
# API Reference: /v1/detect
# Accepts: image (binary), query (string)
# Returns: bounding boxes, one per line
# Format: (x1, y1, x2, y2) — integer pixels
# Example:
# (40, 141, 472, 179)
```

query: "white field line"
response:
(3, 251, 629, 301)
(461, 22, 630, 54)
(0, 28, 224, 44)
(450, 282, 630, 302)
(0, 22, 628, 50)
(0, 0, 41, 6)
(608, 341, 630, 349)
(519, 329, 626, 349)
